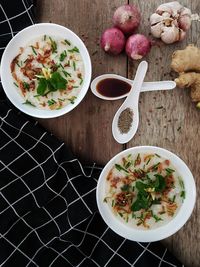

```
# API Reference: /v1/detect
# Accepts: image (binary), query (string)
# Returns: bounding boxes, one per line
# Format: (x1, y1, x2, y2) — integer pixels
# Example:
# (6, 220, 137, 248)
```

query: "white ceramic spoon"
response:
(91, 73, 176, 101)
(112, 61, 148, 144)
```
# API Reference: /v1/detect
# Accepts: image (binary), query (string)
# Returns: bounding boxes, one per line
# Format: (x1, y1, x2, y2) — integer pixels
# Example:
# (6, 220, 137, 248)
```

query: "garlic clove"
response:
(161, 25, 179, 44)
(162, 12, 171, 19)
(150, 13, 163, 25)
(178, 15, 192, 31)
(151, 22, 164, 38)
(156, 1, 182, 16)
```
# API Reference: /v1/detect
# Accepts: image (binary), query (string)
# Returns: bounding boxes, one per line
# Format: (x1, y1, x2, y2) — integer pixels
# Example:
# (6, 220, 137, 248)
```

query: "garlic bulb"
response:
(150, 1, 192, 44)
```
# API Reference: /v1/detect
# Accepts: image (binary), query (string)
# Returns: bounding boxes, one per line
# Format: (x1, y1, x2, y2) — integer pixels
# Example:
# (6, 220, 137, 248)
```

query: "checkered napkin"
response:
(0, 1, 185, 266)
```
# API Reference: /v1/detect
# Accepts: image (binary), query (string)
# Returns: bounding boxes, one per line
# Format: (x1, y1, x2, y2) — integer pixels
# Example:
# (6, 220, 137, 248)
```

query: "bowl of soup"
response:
(0, 23, 92, 118)
(96, 146, 196, 242)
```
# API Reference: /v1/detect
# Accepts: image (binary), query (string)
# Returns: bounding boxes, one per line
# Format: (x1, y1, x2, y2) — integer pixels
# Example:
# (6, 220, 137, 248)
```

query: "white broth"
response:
(10, 35, 84, 110)
(104, 152, 185, 229)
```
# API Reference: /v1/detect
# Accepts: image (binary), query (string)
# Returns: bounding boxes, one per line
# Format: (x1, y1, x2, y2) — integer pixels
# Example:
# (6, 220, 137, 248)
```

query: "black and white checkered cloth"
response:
(0, 1, 185, 266)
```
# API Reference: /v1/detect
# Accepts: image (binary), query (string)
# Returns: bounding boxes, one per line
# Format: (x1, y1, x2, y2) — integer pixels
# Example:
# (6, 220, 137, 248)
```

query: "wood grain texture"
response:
(37, 0, 200, 265)
(128, 1, 200, 266)
(37, 0, 127, 164)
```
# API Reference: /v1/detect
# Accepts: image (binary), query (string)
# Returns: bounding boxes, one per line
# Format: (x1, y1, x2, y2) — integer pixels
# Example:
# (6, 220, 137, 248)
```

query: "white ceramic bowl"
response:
(96, 146, 196, 242)
(0, 23, 92, 118)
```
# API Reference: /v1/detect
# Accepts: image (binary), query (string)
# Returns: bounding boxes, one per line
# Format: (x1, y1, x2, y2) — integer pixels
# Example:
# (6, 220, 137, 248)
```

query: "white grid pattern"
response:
(0, 103, 184, 267)
(0, 1, 185, 266)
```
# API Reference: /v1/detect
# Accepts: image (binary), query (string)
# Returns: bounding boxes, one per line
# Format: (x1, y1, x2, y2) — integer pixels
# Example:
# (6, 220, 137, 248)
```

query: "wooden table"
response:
(37, 1, 200, 266)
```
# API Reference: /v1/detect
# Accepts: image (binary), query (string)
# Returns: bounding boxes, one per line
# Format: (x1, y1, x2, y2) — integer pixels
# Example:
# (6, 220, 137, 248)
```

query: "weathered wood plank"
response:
(37, 0, 127, 164)
(128, 1, 200, 266)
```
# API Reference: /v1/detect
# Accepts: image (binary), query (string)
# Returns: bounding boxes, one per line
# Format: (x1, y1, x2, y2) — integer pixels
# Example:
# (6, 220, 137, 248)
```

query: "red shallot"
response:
(100, 28, 126, 55)
(125, 34, 151, 60)
(113, 4, 141, 35)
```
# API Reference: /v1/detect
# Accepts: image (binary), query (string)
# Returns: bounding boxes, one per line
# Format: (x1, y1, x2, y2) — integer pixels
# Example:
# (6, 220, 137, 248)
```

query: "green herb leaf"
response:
(31, 45, 37, 55)
(49, 37, 57, 53)
(64, 39, 71, 46)
(165, 168, 175, 174)
(131, 193, 150, 211)
(37, 78, 47, 95)
(22, 100, 35, 107)
(73, 61, 76, 71)
(59, 50, 67, 62)
(153, 214, 163, 222)
(62, 70, 71, 77)
(49, 72, 67, 90)
(69, 96, 77, 104)
(13, 82, 19, 87)
(178, 177, 185, 189)
(47, 99, 56, 106)
(115, 164, 129, 173)
(121, 184, 130, 192)
(180, 191, 186, 199)
(154, 174, 166, 192)
(135, 181, 148, 192)
(23, 82, 30, 90)
(68, 46, 79, 53)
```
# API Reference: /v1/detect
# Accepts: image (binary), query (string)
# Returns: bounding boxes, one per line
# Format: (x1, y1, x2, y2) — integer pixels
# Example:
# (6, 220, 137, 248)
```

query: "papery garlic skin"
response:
(150, 1, 192, 44)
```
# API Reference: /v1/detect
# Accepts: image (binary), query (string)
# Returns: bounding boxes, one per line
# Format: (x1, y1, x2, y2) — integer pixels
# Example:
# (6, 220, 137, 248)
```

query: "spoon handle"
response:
(141, 81, 176, 92)
(127, 61, 148, 102)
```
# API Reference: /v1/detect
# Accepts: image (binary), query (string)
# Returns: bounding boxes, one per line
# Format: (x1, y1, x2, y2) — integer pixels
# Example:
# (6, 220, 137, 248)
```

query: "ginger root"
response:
(171, 45, 200, 73)
(171, 45, 200, 106)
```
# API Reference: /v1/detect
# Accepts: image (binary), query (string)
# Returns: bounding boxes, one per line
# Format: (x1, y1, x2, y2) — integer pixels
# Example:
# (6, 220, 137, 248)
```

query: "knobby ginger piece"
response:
(175, 72, 200, 102)
(171, 45, 200, 73)
(171, 45, 200, 106)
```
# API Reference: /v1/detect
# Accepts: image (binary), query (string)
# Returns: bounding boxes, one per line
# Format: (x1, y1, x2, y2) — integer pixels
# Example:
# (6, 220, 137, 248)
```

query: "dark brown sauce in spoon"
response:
(96, 78, 131, 98)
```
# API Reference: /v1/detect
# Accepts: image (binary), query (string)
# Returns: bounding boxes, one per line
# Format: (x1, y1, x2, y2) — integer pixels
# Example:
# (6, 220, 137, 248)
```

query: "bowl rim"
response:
(0, 23, 92, 118)
(96, 145, 196, 242)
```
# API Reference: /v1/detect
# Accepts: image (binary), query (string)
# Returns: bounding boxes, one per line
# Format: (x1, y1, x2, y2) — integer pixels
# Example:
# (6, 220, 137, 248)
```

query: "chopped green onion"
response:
(64, 39, 71, 46)
(180, 191, 186, 199)
(23, 100, 35, 107)
(62, 70, 71, 77)
(49, 37, 57, 53)
(44, 35, 46, 41)
(68, 96, 77, 104)
(31, 45, 37, 55)
(59, 63, 64, 69)
(68, 46, 79, 53)
(16, 61, 21, 67)
(59, 50, 67, 62)
(47, 99, 56, 106)
(23, 82, 30, 90)
(73, 61, 76, 71)
(13, 82, 18, 87)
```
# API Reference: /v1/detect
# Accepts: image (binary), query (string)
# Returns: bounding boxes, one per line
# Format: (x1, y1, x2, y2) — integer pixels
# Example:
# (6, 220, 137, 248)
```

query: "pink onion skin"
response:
(100, 28, 126, 55)
(113, 4, 141, 35)
(125, 34, 151, 60)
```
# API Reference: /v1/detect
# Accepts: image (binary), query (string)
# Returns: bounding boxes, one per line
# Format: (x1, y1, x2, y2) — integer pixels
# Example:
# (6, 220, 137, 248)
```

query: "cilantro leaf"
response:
(49, 72, 67, 90)
(37, 78, 47, 95)
(154, 174, 166, 192)
(131, 192, 150, 211)
(135, 181, 148, 192)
